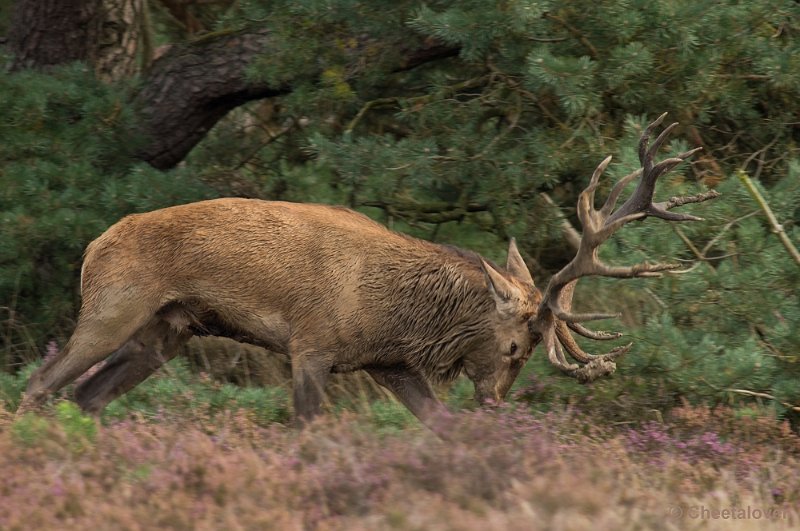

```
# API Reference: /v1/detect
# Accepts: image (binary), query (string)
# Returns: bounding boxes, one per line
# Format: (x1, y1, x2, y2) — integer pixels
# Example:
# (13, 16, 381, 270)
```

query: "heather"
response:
(2, 1, 799, 417)
(1, 398, 797, 530)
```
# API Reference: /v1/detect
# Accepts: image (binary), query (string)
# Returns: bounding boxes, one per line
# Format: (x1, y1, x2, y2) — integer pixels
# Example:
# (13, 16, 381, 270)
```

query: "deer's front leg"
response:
(291, 348, 332, 424)
(366, 365, 451, 434)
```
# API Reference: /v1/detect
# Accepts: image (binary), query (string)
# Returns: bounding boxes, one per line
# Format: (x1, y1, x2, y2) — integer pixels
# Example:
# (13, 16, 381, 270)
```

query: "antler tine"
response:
(600, 168, 641, 217)
(648, 157, 686, 183)
(592, 261, 681, 278)
(588, 155, 613, 194)
(638, 112, 668, 175)
(556, 320, 630, 363)
(568, 321, 622, 340)
(549, 280, 622, 365)
(651, 189, 722, 221)
(600, 139, 702, 220)
(647, 122, 679, 164)
(543, 327, 578, 371)
(545, 279, 618, 324)
(532, 113, 720, 383)
(594, 212, 647, 244)
(545, 322, 629, 383)
(667, 146, 704, 164)
(552, 307, 620, 323)
(576, 155, 613, 230)
(547, 261, 679, 324)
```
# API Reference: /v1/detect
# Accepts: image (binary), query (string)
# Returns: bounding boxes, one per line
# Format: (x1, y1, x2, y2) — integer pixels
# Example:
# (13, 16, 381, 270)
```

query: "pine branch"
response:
(345, 98, 400, 134)
(344, 75, 490, 134)
(358, 199, 489, 224)
(543, 13, 598, 59)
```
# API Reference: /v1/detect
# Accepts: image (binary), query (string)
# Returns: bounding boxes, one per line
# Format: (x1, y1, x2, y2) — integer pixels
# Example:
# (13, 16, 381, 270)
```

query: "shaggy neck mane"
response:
(371, 241, 498, 384)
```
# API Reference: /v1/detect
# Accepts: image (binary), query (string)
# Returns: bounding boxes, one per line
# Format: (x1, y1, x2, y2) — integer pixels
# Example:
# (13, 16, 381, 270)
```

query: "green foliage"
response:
(11, 403, 95, 453)
(10, 411, 50, 446)
(366, 399, 417, 434)
(206, 0, 799, 253)
(622, 175, 800, 416)
(54, 401, 97, 451)
(1, 358, 290, 425)
(101, 359, 291, 425)
(0, 362, 37, 411)
(0, 66, 217, 366)
(446, 378, 480, 411)
(518, 173, 800, 419)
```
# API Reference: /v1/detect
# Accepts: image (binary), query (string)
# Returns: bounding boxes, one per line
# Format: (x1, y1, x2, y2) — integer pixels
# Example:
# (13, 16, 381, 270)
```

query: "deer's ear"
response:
(506, 238, 534, 287)
(481, 258, 522, 318)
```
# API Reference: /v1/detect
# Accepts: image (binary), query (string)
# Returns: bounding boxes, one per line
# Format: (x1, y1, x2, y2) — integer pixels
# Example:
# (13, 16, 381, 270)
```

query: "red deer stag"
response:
(19, 114, 718, 429)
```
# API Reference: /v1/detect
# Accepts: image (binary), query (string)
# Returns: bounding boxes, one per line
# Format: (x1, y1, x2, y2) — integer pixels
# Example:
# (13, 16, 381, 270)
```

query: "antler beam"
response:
(531, 114, 720, 382)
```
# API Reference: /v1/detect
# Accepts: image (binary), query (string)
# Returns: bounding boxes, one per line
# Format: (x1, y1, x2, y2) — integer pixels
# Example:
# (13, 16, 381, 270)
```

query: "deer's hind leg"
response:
(19, 311, 154, 415)
(17, 276, 169, 415)
(74, 316, 191, 415)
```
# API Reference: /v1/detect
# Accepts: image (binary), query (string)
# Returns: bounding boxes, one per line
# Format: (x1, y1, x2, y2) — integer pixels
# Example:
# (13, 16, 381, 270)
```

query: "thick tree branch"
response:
(133, 30, 286, 169)
(134, 31, 459, 169)
(392, 39, 460, 72)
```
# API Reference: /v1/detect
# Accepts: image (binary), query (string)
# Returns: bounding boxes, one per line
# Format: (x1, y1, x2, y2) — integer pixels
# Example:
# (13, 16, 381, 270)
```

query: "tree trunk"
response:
(8, 0, 144, 81)
(93, 0, 146, 80)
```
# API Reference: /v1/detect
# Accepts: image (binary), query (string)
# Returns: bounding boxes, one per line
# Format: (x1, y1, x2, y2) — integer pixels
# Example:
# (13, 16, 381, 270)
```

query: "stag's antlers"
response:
(532, 114, 720, 382)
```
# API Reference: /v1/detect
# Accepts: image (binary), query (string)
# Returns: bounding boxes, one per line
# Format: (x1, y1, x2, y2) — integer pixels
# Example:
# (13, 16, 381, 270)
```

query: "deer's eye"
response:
(509, 342, 518, 356)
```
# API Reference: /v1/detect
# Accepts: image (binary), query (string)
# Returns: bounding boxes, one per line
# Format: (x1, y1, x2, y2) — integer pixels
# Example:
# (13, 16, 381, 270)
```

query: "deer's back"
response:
(80, 199, 466, 338)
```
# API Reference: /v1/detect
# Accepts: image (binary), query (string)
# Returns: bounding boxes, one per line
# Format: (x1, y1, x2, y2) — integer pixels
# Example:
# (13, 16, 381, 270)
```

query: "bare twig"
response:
(539, 192, 581, 251)
(685, 126, 723, 184)
(737, 170, 800, 267)
(345, 76, 491, 134)
(643, 288, 668, 309)
(485, 61, 569, 131)
(233, 119, 296, 171)
(701, 211, 759, 256)
(740, 136, 779, 181)
(464, 93, 523, 161)
(345, 97, 399, 134)
(726, 388, 800, 413)
(673, 226, 705, 261)
(543, 13, 598, 58)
